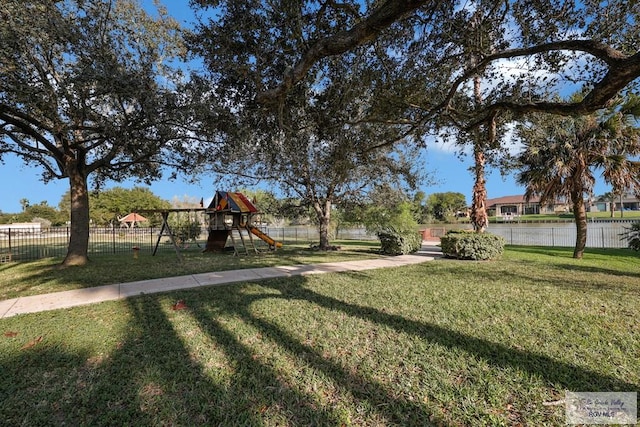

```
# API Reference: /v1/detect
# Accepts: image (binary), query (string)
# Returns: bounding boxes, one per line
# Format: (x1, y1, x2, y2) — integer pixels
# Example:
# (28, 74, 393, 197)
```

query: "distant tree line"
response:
(0, 186, 470, 231)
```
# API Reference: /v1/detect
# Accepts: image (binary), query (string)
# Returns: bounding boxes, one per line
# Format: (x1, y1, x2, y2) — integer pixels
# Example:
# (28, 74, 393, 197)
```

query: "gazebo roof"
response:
(119, 212, 148, 223)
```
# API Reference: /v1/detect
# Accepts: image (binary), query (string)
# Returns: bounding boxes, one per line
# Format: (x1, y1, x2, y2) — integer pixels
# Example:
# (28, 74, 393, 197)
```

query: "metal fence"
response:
(0, 226, 378, 262)
(488, 222, 635, 249)
(0, 223, 635, 263)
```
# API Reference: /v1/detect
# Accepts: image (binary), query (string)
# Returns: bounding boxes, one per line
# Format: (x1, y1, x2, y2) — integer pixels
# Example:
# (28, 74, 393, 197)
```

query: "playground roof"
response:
(207, 191, 259, 213)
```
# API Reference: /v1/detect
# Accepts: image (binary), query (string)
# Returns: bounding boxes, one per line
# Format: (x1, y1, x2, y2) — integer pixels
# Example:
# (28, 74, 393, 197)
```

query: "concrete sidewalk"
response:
(0, 245, 442, 319)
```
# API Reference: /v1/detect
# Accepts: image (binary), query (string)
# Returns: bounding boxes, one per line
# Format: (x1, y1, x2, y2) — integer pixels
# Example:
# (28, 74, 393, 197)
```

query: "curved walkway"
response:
(0, 245, 442, 319)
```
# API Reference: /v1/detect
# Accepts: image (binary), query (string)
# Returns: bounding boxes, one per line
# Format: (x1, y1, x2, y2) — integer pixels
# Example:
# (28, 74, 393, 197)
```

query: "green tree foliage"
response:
(516, 94, 640, 259)
(188, 1, 640, 247)
(357, 185, 421, 254)
(95, 187, 171, 227)
(368, 201, 422, 255)
(425, 192, 468, 222)
(22, 202, 65, 226)
(240, 0, 640, 121)
(621, 222, 640, 251)
(58, 187, 171, 227)
(188, 1, 425, 249)
(3, 201, 65, 226)
(0, 0, 190, 266)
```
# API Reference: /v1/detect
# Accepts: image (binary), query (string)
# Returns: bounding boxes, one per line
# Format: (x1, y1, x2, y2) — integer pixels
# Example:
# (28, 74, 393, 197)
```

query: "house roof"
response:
(486, 195, 541, 207)
(207, 191, 259, 213)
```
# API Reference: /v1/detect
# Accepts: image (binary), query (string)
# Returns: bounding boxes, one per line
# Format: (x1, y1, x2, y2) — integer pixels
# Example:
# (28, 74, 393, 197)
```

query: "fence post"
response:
(551, 228, 555, 247)
(112, 226, 116, 254)
(601, 227, 605, 250)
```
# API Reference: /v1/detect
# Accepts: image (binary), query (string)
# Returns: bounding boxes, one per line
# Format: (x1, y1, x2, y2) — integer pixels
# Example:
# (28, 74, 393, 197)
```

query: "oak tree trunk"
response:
(312, 198, 332, 250)
(61, 158, 90, 267)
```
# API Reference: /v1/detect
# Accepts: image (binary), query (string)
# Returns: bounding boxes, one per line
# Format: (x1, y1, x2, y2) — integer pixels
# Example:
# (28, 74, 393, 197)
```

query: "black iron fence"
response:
(0, 226, 378, 262)
(0, 223, 635, 263)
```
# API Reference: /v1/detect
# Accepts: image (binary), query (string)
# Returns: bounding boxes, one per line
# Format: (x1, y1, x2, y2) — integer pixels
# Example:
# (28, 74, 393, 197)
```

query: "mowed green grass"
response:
(0, 241, 383, 300)
(1, 246, 639, 426)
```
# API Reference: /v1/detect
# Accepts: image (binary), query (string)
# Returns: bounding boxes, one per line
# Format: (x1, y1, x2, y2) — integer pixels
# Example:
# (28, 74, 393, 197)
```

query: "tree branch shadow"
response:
(257, 279, 638, 393)
(188, 291, 448, 426)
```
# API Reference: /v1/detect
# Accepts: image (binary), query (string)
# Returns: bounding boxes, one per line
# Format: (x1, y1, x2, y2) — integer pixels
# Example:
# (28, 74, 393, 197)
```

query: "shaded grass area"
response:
(0, 241, 382, 300)
(1, 247, 638, 426)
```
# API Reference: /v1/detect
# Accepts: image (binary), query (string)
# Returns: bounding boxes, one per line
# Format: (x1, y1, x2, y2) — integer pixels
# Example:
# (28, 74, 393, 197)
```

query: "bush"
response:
(440, 230, 505, 260)
(378, 228, 422, 255)
(173, 221, 202, 245)
(620, 222, 640, 251)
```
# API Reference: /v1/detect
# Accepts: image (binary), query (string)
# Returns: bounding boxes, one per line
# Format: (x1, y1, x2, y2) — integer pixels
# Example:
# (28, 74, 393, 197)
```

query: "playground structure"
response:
(136, 207, 206, 261)
(204, 190, 282, 255)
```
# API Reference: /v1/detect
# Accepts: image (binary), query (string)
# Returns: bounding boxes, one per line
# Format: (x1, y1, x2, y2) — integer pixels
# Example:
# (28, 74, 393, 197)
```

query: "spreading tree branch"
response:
(255, 0, 429, 105)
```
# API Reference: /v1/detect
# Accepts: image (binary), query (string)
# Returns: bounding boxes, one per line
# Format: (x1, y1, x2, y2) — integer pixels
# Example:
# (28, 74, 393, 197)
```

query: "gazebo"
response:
(118, 212, 148, 228)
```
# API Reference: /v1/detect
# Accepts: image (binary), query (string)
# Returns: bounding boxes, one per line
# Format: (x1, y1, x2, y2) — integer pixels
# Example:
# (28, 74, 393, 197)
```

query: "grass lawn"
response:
(0, 240, 383, 300)
(1, 246, 639, 426)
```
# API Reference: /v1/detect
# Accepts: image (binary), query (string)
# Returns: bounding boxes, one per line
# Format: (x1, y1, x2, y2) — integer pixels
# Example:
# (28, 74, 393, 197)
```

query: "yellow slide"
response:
(249, 226, 283, 249)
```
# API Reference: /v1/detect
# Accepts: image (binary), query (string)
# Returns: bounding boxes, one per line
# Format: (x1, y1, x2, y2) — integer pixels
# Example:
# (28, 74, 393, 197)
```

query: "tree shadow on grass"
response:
(0, 297, 234, 425)
(188, 290, 448, 426)
(257, 278, 638, 393)
(2, 271, 636, 426)
(1, 293, 380, 426)
(550, 262, 640, 281)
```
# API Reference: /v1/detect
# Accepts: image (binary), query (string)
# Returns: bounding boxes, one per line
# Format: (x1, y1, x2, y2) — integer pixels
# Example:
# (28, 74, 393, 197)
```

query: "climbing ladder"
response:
(228, 226, 258, 256)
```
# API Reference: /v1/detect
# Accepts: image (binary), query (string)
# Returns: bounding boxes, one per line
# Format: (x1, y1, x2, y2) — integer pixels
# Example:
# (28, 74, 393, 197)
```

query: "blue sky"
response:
(0, 1, 613, 214)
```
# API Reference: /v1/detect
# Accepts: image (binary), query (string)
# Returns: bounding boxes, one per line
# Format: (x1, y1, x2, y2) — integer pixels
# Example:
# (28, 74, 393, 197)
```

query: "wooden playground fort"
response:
(204, 190, 282, 255)
(143, 190, 282, 259)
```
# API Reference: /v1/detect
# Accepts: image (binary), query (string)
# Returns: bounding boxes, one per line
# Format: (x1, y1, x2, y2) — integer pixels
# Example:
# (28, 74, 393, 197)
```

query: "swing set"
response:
(136, 208, 206, 261)
(135, 190, 282, 260)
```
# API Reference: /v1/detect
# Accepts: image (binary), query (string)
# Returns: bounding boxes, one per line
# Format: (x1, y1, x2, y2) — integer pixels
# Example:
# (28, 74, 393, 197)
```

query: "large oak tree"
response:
(190, 0, 639, 236)
(241, 0, 640, 119)
(188, 1, 424, 249)
(0, 0, 195, 266)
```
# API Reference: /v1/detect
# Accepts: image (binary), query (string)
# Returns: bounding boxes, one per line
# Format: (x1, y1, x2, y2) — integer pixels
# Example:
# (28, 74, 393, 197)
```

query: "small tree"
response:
(361, 195, 422, 255)
(425, 192, 468, 222)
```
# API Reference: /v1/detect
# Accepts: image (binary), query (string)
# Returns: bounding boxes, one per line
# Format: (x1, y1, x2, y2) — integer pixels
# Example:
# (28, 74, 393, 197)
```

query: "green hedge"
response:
(621, 222, 640, 251)
(378, 229, 422, 255)
(440, 230, 505, 260)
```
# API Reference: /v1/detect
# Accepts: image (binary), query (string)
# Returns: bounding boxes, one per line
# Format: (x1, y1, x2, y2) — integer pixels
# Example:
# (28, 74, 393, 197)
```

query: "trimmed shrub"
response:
(620, 222, 640, 251)
(440, 230, 505, 260)
(378, 228, 422, 255)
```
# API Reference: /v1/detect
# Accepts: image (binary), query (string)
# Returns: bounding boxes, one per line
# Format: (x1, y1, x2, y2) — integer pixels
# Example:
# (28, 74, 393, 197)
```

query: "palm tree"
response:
(597, 191, 618, 217)
(516, 95, 640, 259)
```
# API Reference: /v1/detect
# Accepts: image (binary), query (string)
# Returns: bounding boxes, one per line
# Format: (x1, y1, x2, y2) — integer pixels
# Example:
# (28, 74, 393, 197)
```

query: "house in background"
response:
(485, 195, 570, 219)
(589, 194, 640, 213)
(486, 194, 640, 218)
